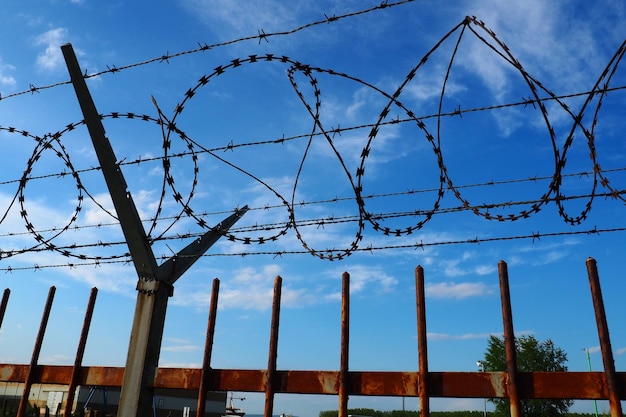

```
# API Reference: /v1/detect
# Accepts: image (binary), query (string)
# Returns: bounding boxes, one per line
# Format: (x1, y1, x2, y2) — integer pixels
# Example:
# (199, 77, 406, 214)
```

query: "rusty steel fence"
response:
(0, 258, 624, 417)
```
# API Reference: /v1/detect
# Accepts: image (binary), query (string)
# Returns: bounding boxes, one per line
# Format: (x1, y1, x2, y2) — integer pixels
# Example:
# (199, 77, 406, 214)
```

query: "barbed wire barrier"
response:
(0, 14, 624, 270)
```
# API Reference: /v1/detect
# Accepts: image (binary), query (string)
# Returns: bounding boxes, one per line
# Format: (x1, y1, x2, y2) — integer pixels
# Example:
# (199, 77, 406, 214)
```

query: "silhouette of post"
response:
(61, 43, 247, 417)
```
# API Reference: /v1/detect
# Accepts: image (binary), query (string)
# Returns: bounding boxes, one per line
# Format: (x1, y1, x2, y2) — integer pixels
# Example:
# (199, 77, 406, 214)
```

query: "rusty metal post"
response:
(65, 287, 98, 417)
(415, 266, 430, 417)
(498, 261, 521, 417)
(264, 276, 282, 417)
(17, 286, 56, 417)
(196, 278, 220, 417)
(586, 258, 623, 417)
(339, 272, 350, 417)
(0, 289, 9, 330)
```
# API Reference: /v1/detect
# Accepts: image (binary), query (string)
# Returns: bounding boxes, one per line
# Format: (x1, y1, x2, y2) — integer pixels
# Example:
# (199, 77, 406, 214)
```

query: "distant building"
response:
(0, 382, 226, 417)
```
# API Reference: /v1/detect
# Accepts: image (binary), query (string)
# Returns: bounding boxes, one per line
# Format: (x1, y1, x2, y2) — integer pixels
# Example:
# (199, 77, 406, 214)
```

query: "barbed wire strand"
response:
(0, 16, 624, 263)
(0, 0, 415, 102)
(0, 225, 622, 273)
(0, 187, 623, 265)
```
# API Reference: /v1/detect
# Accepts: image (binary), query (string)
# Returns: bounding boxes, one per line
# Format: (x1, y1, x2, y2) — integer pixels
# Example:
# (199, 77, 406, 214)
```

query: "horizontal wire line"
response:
(2, 86, 625, 185)
(0, 189, 623, 261)
(0, 12, 624, 263)
(0, 171, 623, 241)
(0, 0, 415, 102)
(0, 225, 622, 272)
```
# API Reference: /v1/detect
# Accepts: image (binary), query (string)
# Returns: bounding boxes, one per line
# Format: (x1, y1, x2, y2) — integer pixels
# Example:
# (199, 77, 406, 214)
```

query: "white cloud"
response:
(0, 59, 17, 90)
(439, 252, 497, 278)
(336, 264, 398, 294)
(427, 331, 493, 341)
(173, 264, 309, 311)
(162, 343, 202, 353)
(63, 263, 137, 294)
(460, 0, 607, 93)
(428, 329, 533, 341)
(35, 28, 69, 72)
(181, 0, 306, 34)
(170, 261, 399, 312)
(403, 63, 468, 105)
(41, 354, 72, 365)
(426, 281, 492, 299)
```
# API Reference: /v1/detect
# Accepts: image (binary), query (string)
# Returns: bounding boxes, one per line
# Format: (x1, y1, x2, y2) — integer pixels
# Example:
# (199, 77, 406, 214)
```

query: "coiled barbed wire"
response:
(0, 16, 624, 267)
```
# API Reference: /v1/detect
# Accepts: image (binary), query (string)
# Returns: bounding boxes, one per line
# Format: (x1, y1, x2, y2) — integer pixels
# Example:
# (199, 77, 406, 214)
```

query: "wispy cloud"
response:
(326, 264, 398, 297)
(35, 28, 68, 72)
(41, 354, 73, 365)
(585, 346, 601, 354)
(461, 0, 610, 94)
(427, 331, 493, 341)
(181, 0, 308, 34)
(438, 251, 497, 278)
(428, 329, 533, 341)
(162, 340, 202, 353)
(171, 261, 399, 311)
(584, 346, 626, 356)
(0, 59, 17, 90)
(426, 281, 492, 299)
(172, 264, 317, 311)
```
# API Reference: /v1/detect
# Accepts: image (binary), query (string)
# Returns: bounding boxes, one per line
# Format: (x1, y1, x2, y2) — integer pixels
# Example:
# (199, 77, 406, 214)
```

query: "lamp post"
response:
(584, 348, 600, 417)
(477, 360, 487, 417)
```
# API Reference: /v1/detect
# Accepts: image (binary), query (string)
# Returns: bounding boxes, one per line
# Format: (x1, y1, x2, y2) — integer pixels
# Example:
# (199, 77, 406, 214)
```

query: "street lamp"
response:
(584, 348, 599, 417)
(477, 361, 487, 417)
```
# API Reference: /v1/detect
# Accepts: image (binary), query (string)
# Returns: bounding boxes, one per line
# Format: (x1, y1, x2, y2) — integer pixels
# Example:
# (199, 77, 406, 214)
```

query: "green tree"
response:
(483, 334, 573, 417)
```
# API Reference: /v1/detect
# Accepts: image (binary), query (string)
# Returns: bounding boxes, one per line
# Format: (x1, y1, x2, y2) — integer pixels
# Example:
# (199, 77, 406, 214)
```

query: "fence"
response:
(0, 258, 624, 417)
(0, 4, 625, 417)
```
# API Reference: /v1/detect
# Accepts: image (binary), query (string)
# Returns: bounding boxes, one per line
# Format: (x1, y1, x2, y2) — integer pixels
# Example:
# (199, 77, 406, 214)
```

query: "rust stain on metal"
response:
(0, 365, 28, 382)
(275, 370, 338, 394)
(489, 371, 507, 398)
(316, 370, 340, 394)
(82, 366, 125, 386)
(0, 365, 625, 398)
(518, 372, 609, 399)
(349, 372, 419, 396)
(155, 368, 201, 390)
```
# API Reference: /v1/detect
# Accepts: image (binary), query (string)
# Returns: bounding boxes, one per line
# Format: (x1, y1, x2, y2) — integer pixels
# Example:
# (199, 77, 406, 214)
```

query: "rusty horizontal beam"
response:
(1, 365, 624, 400)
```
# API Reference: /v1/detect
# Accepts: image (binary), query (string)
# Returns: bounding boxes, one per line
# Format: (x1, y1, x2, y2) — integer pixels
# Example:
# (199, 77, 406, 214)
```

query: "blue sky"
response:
(1, 1, 625, 416)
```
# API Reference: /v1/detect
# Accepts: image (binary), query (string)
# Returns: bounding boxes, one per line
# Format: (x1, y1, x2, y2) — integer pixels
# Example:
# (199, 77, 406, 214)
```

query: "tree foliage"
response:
(482, 334, 573, 417)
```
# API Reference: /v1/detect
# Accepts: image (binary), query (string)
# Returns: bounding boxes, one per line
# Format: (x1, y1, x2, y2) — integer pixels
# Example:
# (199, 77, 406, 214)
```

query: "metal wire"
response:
(0, 14, 624, 268)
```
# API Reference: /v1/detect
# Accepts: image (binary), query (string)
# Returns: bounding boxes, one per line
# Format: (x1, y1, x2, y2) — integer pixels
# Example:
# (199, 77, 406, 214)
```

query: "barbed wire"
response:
(4, 187, 624, 250)
(0, 15, 624, 265)
(0, 225, 622, 273)
(1, 165, 623, 240)
(0, 0, 416, 103)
